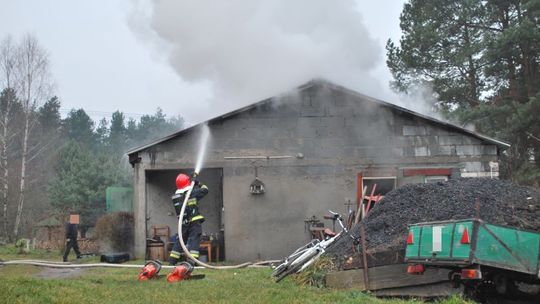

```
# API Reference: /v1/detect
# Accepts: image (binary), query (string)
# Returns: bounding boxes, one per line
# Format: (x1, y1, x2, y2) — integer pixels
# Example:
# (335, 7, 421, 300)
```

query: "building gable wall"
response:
(132, 84, 499, 260)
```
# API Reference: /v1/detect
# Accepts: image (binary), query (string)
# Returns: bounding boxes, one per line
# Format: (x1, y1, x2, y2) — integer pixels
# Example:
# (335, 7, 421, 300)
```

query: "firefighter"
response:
(63, 214, 81, 262)
(168, 173, 209, 265)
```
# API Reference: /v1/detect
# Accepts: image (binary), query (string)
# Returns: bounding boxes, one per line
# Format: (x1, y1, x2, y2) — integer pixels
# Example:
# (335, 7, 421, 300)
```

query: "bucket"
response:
(147, 242, 166, 261)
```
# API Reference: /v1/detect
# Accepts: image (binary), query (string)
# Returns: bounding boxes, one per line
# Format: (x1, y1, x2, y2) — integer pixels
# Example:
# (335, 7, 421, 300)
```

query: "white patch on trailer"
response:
(432, 226, 443, 252)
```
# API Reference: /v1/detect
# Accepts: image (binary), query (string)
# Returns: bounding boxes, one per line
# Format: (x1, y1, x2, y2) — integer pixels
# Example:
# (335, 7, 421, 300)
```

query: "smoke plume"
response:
(130, 0, 388, 123)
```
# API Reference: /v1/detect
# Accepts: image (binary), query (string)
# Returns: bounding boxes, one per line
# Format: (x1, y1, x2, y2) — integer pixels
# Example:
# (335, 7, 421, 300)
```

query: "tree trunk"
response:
(13, 112, 29, 238)
(1, 111, 9, 240)
(463, 24, 479, 107)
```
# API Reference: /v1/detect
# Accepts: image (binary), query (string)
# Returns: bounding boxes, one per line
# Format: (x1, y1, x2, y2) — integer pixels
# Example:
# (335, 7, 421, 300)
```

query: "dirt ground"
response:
(34, 267, 85, 279)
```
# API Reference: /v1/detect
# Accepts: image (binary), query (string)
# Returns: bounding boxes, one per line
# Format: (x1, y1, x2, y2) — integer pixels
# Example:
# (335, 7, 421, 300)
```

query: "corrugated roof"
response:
(126, 79, 509, 156)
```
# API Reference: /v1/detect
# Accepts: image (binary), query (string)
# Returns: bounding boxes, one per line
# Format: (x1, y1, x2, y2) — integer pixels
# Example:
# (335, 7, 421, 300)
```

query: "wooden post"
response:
(364, 184, 378, 217)
(360, 222, 370, 290)
(356, 173, 363, 211)
(354, 186, 367, 224)
(475, 198, 481, 219)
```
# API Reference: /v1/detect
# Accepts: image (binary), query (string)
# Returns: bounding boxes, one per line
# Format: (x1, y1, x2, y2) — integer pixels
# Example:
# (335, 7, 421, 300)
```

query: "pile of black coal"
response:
(326, 178, 540, 267)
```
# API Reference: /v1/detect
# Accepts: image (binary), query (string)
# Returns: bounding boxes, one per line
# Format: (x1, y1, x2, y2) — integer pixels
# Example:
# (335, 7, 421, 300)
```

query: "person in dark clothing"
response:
(168, 173, 209, 265)
(63, 216, 81, 262)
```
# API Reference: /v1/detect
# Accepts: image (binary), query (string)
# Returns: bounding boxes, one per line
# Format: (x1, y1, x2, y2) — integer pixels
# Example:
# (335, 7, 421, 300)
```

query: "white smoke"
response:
(396, 83, 445, 121)
(129, 0, 388, 123)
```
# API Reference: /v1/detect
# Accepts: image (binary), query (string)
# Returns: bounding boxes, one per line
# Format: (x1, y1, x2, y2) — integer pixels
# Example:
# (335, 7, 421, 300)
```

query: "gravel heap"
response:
(327, 178, 540, 263)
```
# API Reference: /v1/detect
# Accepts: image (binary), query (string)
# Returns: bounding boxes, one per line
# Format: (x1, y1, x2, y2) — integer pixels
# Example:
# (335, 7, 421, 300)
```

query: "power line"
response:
(59, 108, 149, 118)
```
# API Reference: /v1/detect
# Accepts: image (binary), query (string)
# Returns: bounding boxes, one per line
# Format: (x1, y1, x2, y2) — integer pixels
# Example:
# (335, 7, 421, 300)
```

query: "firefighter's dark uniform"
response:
(63, 222, 81, 262)
(168, 183, 209, 265)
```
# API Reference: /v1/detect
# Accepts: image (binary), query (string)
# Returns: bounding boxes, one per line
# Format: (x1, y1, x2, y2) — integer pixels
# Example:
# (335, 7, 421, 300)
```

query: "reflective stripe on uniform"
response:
(200, 185, 208, 190)
(187, 198, 198, 206)
(190, 250, 199, 258)
(190, 215, 204, 222)
(169, 251, 181, 259)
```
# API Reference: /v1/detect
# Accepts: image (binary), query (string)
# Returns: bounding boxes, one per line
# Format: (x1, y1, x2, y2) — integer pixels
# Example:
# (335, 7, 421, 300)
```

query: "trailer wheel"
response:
(448, 271, 461, 289)
(493, 274, 516, 295)
(464, 281, 485, 302)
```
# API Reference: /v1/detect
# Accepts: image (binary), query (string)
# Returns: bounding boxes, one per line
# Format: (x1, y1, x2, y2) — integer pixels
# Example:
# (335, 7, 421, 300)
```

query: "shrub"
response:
(15, 239, 29, 254)
(95, 212, 134, 253)
(291, 256, 337, 287)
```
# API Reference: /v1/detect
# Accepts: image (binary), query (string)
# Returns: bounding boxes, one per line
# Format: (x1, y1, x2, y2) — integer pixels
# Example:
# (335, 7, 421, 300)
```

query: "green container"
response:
(405, 219, 540, 276)
(105, 187, 133, 212)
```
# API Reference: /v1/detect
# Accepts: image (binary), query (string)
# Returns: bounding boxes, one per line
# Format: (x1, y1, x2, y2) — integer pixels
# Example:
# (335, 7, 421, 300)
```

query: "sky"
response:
(0, 0, 406, 125)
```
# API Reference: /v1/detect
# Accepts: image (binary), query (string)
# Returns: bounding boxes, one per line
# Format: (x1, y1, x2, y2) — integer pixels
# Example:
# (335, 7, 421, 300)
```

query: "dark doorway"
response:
(145, 168, 223, 260)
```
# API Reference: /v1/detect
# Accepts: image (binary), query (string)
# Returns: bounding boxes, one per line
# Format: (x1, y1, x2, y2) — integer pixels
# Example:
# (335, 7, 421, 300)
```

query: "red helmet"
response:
(175, 174, 191, 190)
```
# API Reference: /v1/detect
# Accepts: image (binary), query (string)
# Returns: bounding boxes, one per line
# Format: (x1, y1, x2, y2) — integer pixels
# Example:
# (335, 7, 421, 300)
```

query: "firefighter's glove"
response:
(191, 173, 199, 186)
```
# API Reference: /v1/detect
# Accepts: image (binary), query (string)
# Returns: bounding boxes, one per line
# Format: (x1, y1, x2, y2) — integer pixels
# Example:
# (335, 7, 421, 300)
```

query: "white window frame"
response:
(424, 175, 448, 183)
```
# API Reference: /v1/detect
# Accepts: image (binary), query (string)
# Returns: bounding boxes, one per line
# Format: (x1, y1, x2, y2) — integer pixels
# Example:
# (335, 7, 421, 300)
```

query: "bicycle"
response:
(271, 210, 354, 282)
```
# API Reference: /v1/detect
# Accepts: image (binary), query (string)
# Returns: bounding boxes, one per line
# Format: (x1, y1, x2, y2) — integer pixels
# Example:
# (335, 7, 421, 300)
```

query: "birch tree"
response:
(13, 34, 52, 238)
(0, 36, 17, 240)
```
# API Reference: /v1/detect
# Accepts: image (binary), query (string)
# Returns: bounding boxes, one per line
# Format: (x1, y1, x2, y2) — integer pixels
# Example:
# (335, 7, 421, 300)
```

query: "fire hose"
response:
(0, 180, 279, 270)
(1, 126, 281, 270)
(0, 180, 280, 270)
(0, 259, 273, 269)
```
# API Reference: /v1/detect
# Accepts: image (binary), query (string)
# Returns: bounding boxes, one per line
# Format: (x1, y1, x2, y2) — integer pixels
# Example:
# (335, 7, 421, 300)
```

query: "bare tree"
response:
(0, 36, 17, 240)
(12, 34, 51, 238)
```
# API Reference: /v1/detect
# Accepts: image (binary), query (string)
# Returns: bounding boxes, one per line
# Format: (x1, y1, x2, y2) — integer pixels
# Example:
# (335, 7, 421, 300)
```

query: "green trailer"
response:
(405, 219, 540, 295)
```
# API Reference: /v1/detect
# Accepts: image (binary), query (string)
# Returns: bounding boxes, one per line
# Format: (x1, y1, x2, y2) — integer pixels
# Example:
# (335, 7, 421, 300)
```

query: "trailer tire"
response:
(448, 271, 461, 288)
(493, 274, 517, 296)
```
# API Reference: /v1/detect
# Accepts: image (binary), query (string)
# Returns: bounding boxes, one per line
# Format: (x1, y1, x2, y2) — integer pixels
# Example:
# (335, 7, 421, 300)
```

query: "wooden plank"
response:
(326, 264, 450, 291)
(373, 281, 462, 297)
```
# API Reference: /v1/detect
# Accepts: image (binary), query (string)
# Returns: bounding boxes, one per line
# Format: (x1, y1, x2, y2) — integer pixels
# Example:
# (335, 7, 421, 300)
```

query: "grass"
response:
(0, 245, 472, 304)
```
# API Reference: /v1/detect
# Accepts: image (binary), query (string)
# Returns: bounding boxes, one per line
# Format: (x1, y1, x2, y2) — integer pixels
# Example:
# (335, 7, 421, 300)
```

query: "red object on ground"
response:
(167, 263, 194, 283)
(138, 260, 162, 281)
(460, 227, 471, 244)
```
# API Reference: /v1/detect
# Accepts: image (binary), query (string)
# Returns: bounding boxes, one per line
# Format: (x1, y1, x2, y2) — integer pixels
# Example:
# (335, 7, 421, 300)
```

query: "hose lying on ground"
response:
(0, 182, 281, 270)
(0, 183, 280, 271)
(0, 259, 275, 269)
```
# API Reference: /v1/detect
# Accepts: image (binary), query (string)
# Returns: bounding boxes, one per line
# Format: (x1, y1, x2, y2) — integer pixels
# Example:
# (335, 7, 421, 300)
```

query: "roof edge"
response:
(126, 80, 319, 155)
(126, 78, 510, 155)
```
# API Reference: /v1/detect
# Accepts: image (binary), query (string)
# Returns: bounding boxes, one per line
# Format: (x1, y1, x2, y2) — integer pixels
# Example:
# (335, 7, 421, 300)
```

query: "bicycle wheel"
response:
(274, 249, 319, 283)
(271, 240, 319, 278)
(271, 261, 289, 278)
(272, 251, 305, 278)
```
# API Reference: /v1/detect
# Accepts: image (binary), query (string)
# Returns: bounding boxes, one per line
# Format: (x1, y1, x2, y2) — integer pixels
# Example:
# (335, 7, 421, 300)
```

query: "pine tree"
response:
(387, 0, 540, 184)
(63, 109, 96, 148)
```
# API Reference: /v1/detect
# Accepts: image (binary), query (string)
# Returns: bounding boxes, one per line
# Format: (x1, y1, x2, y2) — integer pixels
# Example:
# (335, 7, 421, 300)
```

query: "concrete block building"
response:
(127, 79, 508, 261)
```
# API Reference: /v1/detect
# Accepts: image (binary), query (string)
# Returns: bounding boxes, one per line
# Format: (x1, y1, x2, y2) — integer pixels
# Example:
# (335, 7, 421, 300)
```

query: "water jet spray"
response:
(176, 124, 277, 269)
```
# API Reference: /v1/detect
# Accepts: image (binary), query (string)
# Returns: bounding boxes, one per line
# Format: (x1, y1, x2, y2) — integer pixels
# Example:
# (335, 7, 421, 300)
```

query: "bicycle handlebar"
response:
(327, 210, 347, 233)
